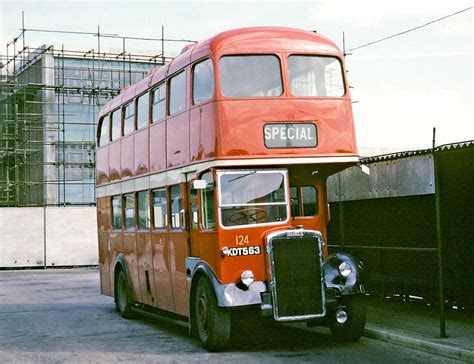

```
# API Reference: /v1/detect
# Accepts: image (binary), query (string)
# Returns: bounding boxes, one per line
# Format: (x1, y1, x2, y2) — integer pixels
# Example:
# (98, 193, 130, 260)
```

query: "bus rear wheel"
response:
(329, 295, 367, 342)
(194, 277, 231, 351)
(115, 269, 134, 319)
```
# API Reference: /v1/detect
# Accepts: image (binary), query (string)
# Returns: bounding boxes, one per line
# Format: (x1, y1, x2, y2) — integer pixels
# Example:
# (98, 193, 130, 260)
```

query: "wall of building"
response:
(0, 206, 98, 268)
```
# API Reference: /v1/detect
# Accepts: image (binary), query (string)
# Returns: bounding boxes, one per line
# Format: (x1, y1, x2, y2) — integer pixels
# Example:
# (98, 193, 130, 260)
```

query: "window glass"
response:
(99, 115, 109, 146)
(169, 72, 186, 115)
(136, 94, 149, 130)
(111, 109, 121, 141)
(193, 59, 214, 104)
(290, 186, 318, 217)
(152, 188, 167, 228)
(191, 202, 198, 230)
(219, 171, 287, 227)
(201, 172, 215, 230)
(124, 193, 135, 230)
(137, 191, 150, 230)
(220, 55, 283, 98)
(170, 185, 183, 229)
(112, 195, 122, 230)
(152, 83, 166, 122)
(123, 102, 135, 135)
(288, 55, 344, 97)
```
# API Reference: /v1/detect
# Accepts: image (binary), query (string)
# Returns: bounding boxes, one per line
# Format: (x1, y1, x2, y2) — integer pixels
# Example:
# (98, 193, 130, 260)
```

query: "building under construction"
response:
(0, 27, 180, 206)
(0, 25, 184, 267)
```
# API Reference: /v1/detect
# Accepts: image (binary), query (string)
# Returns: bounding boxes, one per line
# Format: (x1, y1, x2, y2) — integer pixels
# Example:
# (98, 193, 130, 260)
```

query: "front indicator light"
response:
(241, 270, 255, 287)
(338, 261, 352, 277)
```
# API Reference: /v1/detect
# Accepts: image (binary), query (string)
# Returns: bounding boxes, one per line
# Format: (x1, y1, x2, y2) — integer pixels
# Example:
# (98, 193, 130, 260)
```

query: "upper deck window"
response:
(288, 55, 345, 97)
(193, 59, 214, 104)
(220, 55, 283, 98)
(123, 102, 135, 135)
(98, 115, 109, 147)
(169, 71, 186, 115)
(152, 83, 166, 123)
(111, 109, 121, 141)
(136, 93, 149, 130)
(218, 170, 288, 228)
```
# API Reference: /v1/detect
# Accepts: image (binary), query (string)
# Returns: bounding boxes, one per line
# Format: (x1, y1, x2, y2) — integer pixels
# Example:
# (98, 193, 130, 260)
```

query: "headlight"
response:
(240, 270, 255, 287)
(338, 261, 352, 277)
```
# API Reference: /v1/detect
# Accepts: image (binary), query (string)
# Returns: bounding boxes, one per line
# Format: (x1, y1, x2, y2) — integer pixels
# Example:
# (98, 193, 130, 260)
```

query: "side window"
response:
(169, 71, 186, 115)
(170, 185, 183, 229)
(111, 195, 122, 230)
(201, 172, 215, 230)
(137, 191, 150, 230)
(193, 59, 214, 105)
(123, 102, 135, 135)
(152, 188, 167, 229)
(124, 193, 135, 230)
(99, 115, 109, 147)
(111, 109, 121, 141)
(290, 186, 318, 217)
(136, 93, 149, 130)
(152, 83, 166, 123)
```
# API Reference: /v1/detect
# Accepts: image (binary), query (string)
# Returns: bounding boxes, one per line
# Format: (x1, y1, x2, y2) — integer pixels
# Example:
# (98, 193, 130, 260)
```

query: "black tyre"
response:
(115, 269, 134, 319)
(330, 295, 367, 342)
(194, 277, 231, 351)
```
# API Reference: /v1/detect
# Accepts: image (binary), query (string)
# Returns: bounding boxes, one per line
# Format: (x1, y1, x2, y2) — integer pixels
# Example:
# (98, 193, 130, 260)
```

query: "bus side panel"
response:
(97, 196, 112, 296)
(96, 146, 109, 185)
(189, 102, 218, 162)
(109, 141, 121, 182)
(123, 231, 141, 302)
(149, 122, 166, 173)
(136, 231, 156, 306)
(167, 110, 190, 169)
(134, 128, 149, 176)
(121, 134, 135, 179)
(169, 231, 189, 317)
(151, 231, 175, 312)
(191, 231, 220, 280)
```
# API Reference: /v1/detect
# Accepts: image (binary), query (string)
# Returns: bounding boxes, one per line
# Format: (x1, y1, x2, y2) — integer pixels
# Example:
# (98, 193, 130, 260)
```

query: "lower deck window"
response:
(170, 185, 183, 229)
(124, 193, 135, 230)
(112, 195, 122, 230)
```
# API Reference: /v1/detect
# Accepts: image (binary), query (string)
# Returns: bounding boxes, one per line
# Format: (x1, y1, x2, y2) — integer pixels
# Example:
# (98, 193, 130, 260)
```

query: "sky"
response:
(0, 0, 472, 150)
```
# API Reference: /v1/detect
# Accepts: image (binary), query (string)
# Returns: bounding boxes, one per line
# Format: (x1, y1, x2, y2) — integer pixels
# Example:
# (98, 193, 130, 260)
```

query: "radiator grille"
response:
(269, 233, 324, 320)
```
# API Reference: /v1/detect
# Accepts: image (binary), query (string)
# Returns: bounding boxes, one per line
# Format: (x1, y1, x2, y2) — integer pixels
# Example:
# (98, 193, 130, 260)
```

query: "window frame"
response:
(136, 92, 150, 131)
(151, 187, 168, 230)
(137, 190, 151, 231)
(168, 70, 187, 116)
(290, 185, 319, 217)
(192, 58, 215, 105)
(122, 101, 135, 136)
(110, 108, 122, 141)
(123, 193, 136, 231)
(287, 54, 346, 98)
(98, 114, 110, 147)
(111, 195, 123, 231)
(151, 82, 166, 123)
(219, 54, 284, 99)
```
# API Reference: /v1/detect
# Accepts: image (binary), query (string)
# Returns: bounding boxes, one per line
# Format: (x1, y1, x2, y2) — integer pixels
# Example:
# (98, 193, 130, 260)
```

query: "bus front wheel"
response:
(115, 269, 134, 319)
(194, 277, 231, 351)
(329, 295, 367, 342)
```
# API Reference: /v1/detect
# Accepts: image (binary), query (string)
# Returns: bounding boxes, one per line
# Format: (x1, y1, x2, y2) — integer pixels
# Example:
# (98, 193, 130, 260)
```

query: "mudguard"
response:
(323, 252, 365, 295)
(114, 253, 136, 301)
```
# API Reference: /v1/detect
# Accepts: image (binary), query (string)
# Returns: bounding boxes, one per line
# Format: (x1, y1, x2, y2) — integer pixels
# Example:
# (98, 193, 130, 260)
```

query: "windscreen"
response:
(219, 170, 288, 227)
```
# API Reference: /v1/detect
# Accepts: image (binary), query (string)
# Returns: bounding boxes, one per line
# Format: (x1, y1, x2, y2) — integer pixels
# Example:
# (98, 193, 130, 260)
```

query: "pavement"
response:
(364, 297, 474, 362)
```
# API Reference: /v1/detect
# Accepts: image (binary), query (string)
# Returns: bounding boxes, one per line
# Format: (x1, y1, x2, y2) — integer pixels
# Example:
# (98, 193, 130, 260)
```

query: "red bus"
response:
(96, 27, 366, 351)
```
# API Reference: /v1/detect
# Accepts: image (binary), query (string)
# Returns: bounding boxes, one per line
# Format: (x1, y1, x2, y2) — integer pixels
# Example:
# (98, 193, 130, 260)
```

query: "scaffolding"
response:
(0, 20, 193, 207)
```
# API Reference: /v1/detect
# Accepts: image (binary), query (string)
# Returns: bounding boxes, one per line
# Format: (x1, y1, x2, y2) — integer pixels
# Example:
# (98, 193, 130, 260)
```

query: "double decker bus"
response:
(96, 27, 366, 351)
